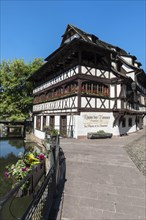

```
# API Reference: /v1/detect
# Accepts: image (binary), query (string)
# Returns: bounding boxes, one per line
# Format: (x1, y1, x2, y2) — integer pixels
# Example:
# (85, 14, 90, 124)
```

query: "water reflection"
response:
(0, 139, 43, 220)
(0, 139, 24, 157)
(0, 139, 25, 197)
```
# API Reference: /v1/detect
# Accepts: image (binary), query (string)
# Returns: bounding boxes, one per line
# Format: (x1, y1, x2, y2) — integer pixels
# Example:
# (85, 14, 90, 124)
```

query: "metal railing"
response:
(0, 135, 65, 220)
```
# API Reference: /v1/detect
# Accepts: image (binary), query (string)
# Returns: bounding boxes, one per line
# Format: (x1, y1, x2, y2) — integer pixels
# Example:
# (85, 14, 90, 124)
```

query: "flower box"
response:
(87, 132, 112, 139)
(5, 149, 46, 197)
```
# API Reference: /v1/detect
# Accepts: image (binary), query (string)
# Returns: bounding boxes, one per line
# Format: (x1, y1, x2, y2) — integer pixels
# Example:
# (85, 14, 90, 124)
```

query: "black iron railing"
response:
(0, 135, 66, 220)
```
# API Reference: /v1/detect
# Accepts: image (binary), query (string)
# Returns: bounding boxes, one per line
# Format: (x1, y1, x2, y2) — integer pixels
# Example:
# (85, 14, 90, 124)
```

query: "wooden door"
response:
(60, 116, 67, 137)
(50, 116, 55, 128)
(43, 116, 46, 131)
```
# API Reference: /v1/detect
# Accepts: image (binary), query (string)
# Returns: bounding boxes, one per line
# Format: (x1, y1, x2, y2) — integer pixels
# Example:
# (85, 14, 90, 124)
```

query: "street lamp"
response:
(131, 81, 136, 91)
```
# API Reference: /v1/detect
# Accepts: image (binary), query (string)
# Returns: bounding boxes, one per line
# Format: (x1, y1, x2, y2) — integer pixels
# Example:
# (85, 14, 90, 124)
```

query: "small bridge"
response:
(0, 120, 32, 138)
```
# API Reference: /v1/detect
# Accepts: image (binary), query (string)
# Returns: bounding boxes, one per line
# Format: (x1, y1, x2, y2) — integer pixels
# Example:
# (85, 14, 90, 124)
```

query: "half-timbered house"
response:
(30, 24, 146, 139)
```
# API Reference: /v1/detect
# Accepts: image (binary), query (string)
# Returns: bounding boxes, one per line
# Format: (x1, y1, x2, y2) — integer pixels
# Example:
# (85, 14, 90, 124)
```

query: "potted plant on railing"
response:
(87, 130, 112, 139)
(44, 126, 58, 137)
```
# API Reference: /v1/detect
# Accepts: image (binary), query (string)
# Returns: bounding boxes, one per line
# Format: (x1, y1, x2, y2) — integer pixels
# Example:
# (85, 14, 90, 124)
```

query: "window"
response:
(50, 116, 55, 129)
(135, 116, 139, 126)
(33, 96, 39, 104)
(64, 83, 78, 94)
(43, 116, 46, 131)
(128, 118, 132, 127)
(122, 118, 126, 127)
(36, 116, 41, 130)
(81, 82, 109, 96)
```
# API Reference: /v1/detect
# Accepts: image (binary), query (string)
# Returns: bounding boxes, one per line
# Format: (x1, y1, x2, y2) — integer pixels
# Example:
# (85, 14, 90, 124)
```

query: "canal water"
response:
(0, 139, 34, 220)
(0, 139, 25, 197)
(0, 139, 24, 157)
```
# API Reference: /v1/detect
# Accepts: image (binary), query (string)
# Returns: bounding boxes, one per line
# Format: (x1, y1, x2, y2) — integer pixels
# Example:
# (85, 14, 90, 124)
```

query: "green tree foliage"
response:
(0, 58, 43, 121)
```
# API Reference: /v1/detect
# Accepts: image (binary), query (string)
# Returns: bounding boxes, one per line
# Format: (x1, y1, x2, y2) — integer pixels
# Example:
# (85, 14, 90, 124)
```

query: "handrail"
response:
(0, 169, 33, 208)
(21, 165, 56, 220)
(0, 135, 64, 220)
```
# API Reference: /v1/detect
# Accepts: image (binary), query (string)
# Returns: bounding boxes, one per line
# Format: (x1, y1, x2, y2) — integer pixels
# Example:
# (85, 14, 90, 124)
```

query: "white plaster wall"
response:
(71, 66, 78, 75)
(117, 100, 121, 109)
(69, 115, 78, 138)
(110, 72, 116, 79)
(101, 99, 109, 108)
(46, 116, 50, 126)
(117, 85, 121, 97)
(102, 71, 109, 78)
(121, 56, 132, 65)
(127, 72, 135, 81)
(90, 68, 96, 76)
(34, 116, 36, 129)
(73, 115, 80, 138)
(41, 116, 43, 131)
(128, 116, 137, 132)
(110, 100, 115, 109)
(81, 66, 87, 74)
(140, 96, 145, 105)
(66, 114, 76, 137)
(121, 64, 133, 73)
(74, 113, 139, 137)
(96, 69, 101, 76)
(33, 96, 78, 113)
(81, 97, 87, 108)
(90, 98, 95, 108)
(112, 115, 137, 136)
(76, 112, 113, 137)
(55, 115, 60, 132)
(143, 116, 146, 125)
(109, 114, 119, 136)
(34, 129, 45, 140)
(81, 97, 110, 109)
(111, 62, 117, 70)
(110, 85, 115, 98)
(33, 112, 141, 139)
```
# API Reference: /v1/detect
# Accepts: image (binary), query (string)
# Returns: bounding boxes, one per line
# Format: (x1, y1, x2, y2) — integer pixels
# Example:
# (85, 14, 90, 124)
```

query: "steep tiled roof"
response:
(61, 24, 128, 55)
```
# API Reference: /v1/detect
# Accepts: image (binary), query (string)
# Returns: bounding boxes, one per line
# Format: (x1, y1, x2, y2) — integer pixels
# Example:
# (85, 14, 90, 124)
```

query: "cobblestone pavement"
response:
(57, 127, 146, 220)
(124, 132, 146, 176)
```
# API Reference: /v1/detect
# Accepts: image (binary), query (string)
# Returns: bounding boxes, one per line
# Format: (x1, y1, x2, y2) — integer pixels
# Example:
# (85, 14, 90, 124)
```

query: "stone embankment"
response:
(25, 132, 43, 146)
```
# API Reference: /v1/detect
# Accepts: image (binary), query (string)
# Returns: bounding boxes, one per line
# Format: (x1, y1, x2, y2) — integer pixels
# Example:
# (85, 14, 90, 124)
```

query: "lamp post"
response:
(131, 81, 136, 91)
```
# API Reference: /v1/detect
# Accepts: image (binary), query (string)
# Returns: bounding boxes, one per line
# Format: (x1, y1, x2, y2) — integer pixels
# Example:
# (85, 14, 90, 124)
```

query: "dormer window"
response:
(64, 34, 80, 44)
(87, 35, 92, 41)
(111, 47, 116, 52)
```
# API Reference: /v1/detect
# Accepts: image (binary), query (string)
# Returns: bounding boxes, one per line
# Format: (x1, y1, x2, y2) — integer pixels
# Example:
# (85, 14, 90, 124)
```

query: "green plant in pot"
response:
(44, 126, 58, 136)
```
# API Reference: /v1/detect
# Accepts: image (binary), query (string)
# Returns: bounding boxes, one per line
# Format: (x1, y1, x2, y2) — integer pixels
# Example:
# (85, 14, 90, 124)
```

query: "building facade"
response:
(31, 24, 146, 139)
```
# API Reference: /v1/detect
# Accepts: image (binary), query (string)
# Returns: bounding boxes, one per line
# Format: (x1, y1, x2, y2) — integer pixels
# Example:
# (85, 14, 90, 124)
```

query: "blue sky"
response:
(1, 0, 146, 72)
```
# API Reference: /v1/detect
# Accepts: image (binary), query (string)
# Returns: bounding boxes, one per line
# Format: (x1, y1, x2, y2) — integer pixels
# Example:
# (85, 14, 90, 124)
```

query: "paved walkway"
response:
(58, 128, 146, 220)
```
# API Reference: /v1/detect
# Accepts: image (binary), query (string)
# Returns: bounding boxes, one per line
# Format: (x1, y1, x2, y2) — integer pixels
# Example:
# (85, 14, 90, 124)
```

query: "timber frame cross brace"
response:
(85, 97, 92, 108)
(100, 98, 106, 108)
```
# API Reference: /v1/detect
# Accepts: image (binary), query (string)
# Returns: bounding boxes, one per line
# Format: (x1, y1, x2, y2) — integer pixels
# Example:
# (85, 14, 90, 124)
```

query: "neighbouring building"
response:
(30, 24, 146, 139)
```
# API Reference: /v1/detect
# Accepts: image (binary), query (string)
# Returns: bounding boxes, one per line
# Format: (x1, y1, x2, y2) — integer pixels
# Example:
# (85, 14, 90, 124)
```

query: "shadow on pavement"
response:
(48, 148, 66, 220)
